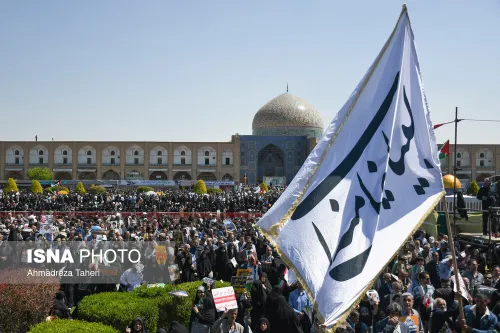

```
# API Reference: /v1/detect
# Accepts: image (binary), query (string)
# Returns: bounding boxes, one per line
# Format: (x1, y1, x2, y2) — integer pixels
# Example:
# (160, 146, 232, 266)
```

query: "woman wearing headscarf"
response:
(190, 286, 216, 332)
(256, 318, 271, 333)
(223, 259, 236, 282)
(265, 286, 304, 333)
(299, 307, 314, 333)
(125, 318, 148, 333)
(167, 321, 189, 333)
(236, 289, 252, 326)
(250, 280, 267, 331)
(197, 246, 213, 279)
(51, 291, 71, 319)
(260, 273, 273, 296)
(215, 238, 229, 279)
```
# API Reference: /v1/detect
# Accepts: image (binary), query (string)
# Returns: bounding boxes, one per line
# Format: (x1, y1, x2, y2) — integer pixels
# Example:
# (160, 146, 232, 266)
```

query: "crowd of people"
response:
(1, 183, 500, 333)
(0, 186, 284, 213)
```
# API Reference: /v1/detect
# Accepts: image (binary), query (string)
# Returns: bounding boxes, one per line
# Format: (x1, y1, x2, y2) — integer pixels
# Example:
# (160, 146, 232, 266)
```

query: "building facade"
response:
(1, 140, 240, 183)
(1, 92, 323, 185)
(440, 144, 500, 182)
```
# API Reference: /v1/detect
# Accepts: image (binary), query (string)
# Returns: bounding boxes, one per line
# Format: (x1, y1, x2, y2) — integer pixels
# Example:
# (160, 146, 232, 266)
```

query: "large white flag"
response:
(257, 5, 444, 329)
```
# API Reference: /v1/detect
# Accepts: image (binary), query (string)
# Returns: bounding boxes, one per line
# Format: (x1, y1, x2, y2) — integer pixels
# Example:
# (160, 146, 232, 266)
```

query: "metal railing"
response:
(435, 197, 482, 212)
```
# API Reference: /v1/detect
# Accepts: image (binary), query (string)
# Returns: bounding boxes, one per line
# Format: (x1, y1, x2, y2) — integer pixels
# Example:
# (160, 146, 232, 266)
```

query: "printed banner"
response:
(231, 276, 252, 293)
(212, 287, 238, 312)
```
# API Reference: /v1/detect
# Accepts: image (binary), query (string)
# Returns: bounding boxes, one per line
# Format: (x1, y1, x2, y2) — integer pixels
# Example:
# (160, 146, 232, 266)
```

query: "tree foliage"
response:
(467, 180, 480, 196)
(76, 182, 87, 194)
(0, 268, 59, 333)
(4, 178, 19, 193)
(193, 180, 207, 194)
(88, 184, 106, 195)
(31, 180, 43, 194)
(27, 167, 53, 181)
(137, 186, 154, 193)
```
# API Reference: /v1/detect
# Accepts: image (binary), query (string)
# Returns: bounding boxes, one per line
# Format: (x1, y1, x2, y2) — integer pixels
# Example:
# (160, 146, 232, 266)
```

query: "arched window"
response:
(158, 151, 162, 156)
(14, 150, 19, 156)
(480, 153, 485, 158)
(38, 150, 44, 156)
(456, 153, 461, 158)
(181, 151, 186, 156)
(111, 150, 116, 156)
(87, 150, 92, 156)
(205, 151, 210, 156)
(134, 150, 139, 156)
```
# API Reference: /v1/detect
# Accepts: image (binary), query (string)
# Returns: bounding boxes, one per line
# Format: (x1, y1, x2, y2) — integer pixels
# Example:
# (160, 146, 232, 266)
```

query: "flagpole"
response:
(452, 107, 459, 234)
(442, 196, 465, 321)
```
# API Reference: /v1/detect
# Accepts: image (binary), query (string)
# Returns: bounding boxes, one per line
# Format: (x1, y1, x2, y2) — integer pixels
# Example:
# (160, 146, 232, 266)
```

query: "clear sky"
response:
(1, 0, 498, 144)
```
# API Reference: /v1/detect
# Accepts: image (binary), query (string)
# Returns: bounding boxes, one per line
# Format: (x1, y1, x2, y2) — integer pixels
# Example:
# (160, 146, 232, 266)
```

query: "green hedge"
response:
(132, 284, 175, 329)
(133, 280, 232, 328)
(29, 319, 118, 333)
(78, 292, 159, 333)
(78, 281, 232, 331)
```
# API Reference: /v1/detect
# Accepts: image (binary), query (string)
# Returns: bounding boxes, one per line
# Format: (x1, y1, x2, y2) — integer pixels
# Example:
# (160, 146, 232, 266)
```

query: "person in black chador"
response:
(265, 286, 304, 333)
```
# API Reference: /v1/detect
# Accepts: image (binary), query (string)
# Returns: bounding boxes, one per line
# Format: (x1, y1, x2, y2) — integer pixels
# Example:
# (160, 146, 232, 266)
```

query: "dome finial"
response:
(286, 82, 289, 93)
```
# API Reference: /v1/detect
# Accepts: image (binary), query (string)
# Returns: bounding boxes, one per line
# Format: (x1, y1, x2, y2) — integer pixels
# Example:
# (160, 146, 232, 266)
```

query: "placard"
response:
(236, 268, 253, 278)
(212, 287, 238, 312)
(155, 245, 167, 265)
(231, 276, 252, 293)
(202, 277, 216, 288)
(450, 273, 470, 300)
(168, 264, 180, 281)
(399, 314, 419, 330)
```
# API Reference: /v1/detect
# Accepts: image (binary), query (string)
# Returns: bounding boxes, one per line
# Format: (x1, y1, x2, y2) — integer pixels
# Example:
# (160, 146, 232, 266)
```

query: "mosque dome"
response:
(443, 174, 462, 189)
(252, 93, 324, 139)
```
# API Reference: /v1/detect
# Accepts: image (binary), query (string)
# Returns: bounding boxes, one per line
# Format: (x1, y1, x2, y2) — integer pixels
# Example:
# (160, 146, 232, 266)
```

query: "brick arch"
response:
(150, 171, 168, 180)
(102, 170, 120, 180)
(222, 173, 233, 181)
(78, 171, 97, 180)
(54, 172, 72, 180)
(5, 171, 23, 181)
(173, 171, 191, 181)
(198, 172, 217, 181)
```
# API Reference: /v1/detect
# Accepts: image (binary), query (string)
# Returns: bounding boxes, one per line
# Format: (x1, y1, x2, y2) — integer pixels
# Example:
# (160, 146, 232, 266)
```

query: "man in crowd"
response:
(477, 178, 495, 236)
(288, 282, 312, 314)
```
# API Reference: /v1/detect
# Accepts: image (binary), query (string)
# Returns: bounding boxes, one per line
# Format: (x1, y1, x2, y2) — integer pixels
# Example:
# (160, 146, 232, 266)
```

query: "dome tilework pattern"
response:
(252, 93, 324, 131)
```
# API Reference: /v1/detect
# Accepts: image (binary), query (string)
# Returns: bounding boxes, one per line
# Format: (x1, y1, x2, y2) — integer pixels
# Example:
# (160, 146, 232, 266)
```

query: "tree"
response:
(27, 167, 53, 180)
(75, 182, 87, 194)
(137, 186, 154, 193)
(193, 180, 207, 195)
(88, 184, 106, 195)
(31, 180, 43, 194)
(4, 178, 19, 193)
(468, 180, 480, 196)
(260, 182, 269, 193)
